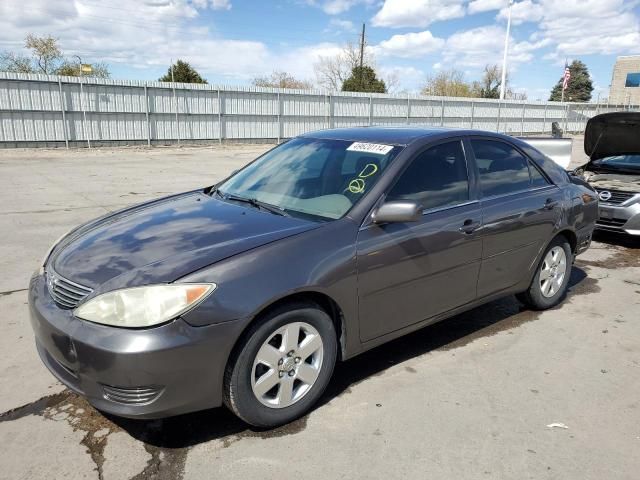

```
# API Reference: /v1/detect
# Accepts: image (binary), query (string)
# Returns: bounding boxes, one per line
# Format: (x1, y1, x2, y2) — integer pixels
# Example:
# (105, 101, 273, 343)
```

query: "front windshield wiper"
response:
(222, 192, 290, 217)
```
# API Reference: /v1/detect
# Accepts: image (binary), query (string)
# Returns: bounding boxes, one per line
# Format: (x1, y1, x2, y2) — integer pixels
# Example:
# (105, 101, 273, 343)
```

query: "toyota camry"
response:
(29, 127, 598, 427)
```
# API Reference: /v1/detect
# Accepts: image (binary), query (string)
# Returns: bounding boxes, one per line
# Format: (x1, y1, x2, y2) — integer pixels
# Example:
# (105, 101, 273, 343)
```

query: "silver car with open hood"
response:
(576, 112, 640, 235)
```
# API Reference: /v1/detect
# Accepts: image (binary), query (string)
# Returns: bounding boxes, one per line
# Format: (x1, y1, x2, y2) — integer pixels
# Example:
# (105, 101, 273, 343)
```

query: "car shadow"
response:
(593, 230, 640, 249)
(109, 267, 589, 449)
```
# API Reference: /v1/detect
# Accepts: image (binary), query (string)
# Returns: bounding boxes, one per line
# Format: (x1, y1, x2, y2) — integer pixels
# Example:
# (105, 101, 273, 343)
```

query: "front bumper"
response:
(596, 199, 640, 235)
(28, 273, 247, 419)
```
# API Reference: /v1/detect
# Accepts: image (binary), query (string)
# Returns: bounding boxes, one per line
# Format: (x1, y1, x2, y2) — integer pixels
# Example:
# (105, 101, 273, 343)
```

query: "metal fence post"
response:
(369, 95, 373, 126)
(542, 103, 547, 134)
(440, 98, 444, 126)
(144, 84, 151, 147)
(173, 83, 180, 145)
(520, 103, 526, 135)
(406, 95, 410, 125)
(496, 101, 502, 133)
(217, 89, 222, 144)
(277, 91, 282, 143)
(564, 103, 569, 133)
(58, 78, 69, 148)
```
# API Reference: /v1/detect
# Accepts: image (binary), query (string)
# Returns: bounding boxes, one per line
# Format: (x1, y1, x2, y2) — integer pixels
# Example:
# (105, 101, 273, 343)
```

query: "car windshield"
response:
(216, 138, 403, 221)
(593, 154, 640, 170)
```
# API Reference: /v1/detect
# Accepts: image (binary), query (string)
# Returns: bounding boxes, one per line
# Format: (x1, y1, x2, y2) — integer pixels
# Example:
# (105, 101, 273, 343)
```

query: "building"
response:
(609, 55, 640, 105)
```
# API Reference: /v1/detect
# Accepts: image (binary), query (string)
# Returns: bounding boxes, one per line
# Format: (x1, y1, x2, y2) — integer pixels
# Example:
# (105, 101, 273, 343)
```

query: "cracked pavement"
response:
(0, 142, 639, 480)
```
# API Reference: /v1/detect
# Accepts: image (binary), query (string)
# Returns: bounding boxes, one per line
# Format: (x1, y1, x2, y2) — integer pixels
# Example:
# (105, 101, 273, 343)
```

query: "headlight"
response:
(74, 283, 216, 328)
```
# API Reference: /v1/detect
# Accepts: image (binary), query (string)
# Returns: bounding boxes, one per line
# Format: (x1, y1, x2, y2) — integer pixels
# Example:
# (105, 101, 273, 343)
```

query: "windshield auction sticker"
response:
(347, 142, 394, 155)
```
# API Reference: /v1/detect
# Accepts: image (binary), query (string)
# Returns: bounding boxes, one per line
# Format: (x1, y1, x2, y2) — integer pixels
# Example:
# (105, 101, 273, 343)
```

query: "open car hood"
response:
(584, 112, 640, 161)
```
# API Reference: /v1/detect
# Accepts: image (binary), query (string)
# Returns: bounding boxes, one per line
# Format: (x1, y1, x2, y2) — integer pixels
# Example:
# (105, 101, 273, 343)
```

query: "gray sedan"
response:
(29, 127, 598, 427)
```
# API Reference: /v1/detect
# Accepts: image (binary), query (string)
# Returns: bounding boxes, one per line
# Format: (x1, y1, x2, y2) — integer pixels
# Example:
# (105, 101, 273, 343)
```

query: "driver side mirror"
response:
(372, 201, 423, 224)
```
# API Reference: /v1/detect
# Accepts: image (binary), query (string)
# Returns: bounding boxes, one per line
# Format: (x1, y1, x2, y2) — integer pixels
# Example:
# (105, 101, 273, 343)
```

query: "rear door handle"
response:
(544, 198, 559, 210)
(459, 219, 481, 234)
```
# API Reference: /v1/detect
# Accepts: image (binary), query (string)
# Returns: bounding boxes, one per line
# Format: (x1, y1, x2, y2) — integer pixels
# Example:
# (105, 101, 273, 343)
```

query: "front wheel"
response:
(517, 236, 572, 310)
(223, 303, 337, 428)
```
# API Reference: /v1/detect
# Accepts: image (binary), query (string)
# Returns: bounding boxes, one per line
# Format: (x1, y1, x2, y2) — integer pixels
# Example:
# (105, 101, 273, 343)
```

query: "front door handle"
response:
(543, 198, 559, 210)
(459, 219, 481, 234)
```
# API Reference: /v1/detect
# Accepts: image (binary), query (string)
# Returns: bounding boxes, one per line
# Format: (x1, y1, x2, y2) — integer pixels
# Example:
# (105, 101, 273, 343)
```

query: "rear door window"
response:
(471, 139, 531, 197)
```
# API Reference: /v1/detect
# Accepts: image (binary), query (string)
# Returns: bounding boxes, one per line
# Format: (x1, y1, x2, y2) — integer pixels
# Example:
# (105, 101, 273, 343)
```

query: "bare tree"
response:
(470, 64, 508, 99)
(0, 51, 34, 73)
(251, 71, 313, 90)
(422, 69, 474, 97)
(25, 34, 63, 74)
(1, 34, 111, 78)
(314, 41, 375, 91)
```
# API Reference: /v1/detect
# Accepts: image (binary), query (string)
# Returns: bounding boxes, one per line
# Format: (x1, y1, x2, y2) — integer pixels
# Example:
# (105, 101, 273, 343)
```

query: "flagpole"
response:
(499, 0, 514, 100)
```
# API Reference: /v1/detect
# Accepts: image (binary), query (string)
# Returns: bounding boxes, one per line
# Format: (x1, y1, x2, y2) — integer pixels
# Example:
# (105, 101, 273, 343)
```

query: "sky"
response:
(1, 0, 639, 101)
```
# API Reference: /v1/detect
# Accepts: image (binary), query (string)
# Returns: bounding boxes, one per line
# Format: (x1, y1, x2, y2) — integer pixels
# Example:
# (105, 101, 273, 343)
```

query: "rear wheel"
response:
(223, 303, 337, 428)
(517, 236, 572, 310)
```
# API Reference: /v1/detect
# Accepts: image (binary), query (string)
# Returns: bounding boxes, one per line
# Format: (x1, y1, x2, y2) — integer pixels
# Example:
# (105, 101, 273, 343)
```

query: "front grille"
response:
(594, 188, 638, 205)
(46, 270, 93, 309)
(596, 218, 627, 228)
(102, 384, 163, 405)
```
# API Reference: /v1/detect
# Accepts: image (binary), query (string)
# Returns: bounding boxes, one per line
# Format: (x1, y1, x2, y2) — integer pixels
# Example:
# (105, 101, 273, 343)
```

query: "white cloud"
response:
(211, 0, 232, 10)
(496, 0, 543, 24)
(307, 0, 374, 15)
(0, 0, 270, 81)
(327, 18, 356, 32)
(372, 0, 466, 28)
(442, 25, 545, 70)
(468, 0, 508, 14)
(535, 0, 640, 57)
(379, 65, 426, 91)
(372, 31, 445, 58)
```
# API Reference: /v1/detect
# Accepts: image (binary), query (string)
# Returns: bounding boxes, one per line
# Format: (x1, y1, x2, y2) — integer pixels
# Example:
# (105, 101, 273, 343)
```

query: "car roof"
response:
(299, 126, 506, 146)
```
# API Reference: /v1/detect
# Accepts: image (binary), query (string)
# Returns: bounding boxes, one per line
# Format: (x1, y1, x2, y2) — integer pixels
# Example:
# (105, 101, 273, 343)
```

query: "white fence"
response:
(0, 72, 637, 148)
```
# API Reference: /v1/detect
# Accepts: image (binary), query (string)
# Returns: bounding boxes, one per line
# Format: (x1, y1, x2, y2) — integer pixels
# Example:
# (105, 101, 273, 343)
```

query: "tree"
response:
(159, 60, 207, 84)
(314, 41, 372, 91)
(342, 65, 387, 93)
(422, 69, 473, 97)
(251, 71, 313, 89)
(0, 34, 110, 78)
(0, 52, 34, 73)
(25, 34, 63, 74)
(549, 60, 593, 102)
(56, 61, 110, 78)
(471, 64, 504, 99)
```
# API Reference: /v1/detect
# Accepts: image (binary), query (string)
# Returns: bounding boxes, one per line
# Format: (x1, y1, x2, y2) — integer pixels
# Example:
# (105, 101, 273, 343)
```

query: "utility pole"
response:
(499, 0, 513, 100)
(359, 23, 365, 90)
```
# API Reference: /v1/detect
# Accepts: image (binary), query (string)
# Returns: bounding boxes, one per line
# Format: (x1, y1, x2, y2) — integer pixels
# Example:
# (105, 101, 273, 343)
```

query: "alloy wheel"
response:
(251, 321, 324, 408)
(539, 246, 567, 298)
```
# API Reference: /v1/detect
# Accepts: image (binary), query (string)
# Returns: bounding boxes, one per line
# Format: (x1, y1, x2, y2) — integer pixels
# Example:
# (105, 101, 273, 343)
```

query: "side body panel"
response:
(477, 186, 563, 297)
(356, 203, 483, 342)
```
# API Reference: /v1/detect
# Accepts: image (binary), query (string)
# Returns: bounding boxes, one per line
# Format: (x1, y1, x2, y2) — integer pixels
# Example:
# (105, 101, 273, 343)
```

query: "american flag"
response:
(562, 63, 571, 90)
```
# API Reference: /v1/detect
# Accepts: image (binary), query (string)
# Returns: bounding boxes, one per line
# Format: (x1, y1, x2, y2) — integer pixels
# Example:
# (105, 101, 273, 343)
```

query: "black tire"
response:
(517, 235, 573, 310)
(223, 302, 337, 428)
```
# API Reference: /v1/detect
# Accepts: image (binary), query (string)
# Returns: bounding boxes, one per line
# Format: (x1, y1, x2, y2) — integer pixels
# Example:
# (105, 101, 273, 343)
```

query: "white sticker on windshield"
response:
(346, 142, 394, 155)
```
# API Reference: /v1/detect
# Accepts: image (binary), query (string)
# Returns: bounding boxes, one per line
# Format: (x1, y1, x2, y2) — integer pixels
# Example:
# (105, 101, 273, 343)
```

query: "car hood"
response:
(584, 112, 640, 161)
(51, 191, 319, 290)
